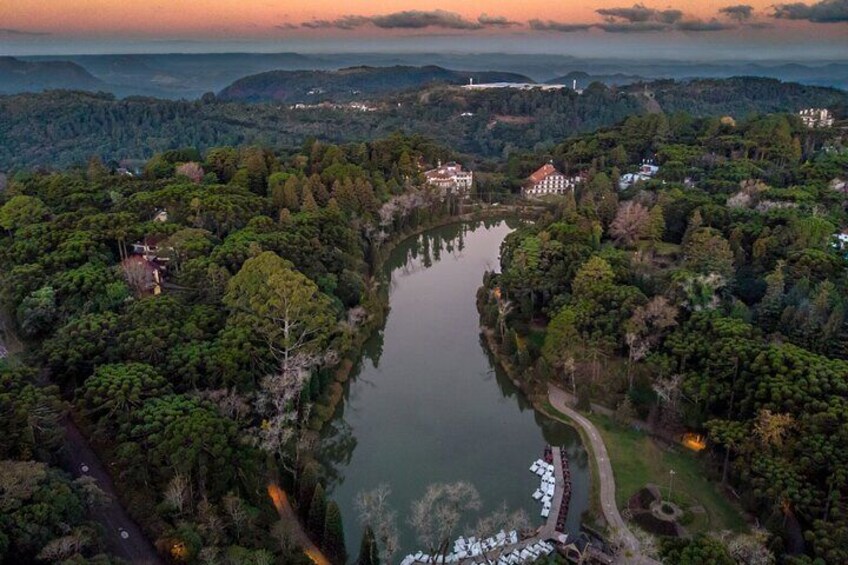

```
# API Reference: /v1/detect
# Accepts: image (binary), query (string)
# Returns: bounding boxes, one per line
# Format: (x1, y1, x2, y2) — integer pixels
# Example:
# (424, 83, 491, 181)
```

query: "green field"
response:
(588, 413, 747, 534)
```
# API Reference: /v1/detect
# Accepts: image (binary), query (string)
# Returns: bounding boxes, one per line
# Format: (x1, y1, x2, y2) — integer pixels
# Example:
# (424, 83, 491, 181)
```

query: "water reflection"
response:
(319, 220, 589, 559)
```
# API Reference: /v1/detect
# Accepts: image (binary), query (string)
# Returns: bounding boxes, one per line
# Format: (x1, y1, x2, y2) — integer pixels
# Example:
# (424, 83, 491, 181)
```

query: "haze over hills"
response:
(7, 52, 848, 99)
(217, 65, 532, 103)
(0, 57, 104, 94)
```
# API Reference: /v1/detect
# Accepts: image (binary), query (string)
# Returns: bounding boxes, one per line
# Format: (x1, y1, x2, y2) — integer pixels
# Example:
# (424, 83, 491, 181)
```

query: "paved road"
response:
(62, 419, 162, 564)
(547, 385, 660, 565)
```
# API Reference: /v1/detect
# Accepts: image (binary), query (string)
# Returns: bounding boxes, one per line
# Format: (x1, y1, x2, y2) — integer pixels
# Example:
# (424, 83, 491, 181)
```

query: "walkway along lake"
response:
(319, 220, 590, 560)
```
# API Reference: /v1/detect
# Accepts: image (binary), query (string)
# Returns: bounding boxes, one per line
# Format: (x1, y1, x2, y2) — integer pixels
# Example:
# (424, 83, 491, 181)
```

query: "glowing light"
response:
(682, 432, 706, 451)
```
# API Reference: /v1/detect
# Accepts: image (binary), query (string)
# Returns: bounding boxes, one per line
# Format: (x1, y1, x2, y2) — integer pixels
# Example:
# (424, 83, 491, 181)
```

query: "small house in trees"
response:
(618, 160, 660, 190)
(423, 161, 474, 195)
(121, 255, 164, 297)
(131, 235, 172, 264)
(523, 163, 583, 197)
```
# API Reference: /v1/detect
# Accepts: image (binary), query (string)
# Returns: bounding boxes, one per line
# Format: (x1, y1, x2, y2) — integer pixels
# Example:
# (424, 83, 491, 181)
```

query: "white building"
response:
(523, 163, 584, 197)
(799, 108, 834, 128)
(619, 160, 660, 190)
(423, 161, 474, 194)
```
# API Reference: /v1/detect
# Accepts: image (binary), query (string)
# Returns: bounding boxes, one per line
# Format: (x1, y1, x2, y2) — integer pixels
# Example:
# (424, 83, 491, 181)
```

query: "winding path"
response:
(547, 385, 659, 565)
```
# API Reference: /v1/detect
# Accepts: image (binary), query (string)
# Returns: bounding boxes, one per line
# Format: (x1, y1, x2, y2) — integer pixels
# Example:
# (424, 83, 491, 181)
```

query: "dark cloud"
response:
(596, 4, 683, 24)
(370, 10, 483, 30)
(597, 21, 669, 32)
(478, 14, 520, 27)
(301, 10, 487, 30)
(772, 0, 848, 23)
(0, 27, 50, 37)
(676, 19, 738, 31)
(301, 16, 369, 30)
(300, 20, 335, 29)
(718, 4, 754, 21)
(528, 19, 595, 32)
(275, 23, 297, 30)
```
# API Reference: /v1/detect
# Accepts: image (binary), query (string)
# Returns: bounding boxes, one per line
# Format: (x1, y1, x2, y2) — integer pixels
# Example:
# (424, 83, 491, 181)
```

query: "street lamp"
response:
(668, 469, 676, 502)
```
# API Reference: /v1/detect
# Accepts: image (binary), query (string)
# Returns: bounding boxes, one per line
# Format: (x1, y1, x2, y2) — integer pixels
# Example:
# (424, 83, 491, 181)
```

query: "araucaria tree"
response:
(224, 251, 338, 474)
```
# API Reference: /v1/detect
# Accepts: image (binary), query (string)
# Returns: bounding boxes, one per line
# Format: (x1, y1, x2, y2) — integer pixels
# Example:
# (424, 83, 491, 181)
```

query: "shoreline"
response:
(307, 205, 535, 433)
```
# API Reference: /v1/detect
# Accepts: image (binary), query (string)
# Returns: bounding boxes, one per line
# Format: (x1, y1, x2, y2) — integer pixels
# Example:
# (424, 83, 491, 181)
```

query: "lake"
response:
(319, 219, 589, 561)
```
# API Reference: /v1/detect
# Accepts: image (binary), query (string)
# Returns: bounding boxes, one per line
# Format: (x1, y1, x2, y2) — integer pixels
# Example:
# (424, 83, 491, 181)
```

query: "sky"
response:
(1, 0, 846, 58)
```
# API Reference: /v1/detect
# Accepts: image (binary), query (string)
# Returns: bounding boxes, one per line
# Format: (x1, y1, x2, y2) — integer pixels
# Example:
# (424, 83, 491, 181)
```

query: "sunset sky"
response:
(2, 0, 846, 57)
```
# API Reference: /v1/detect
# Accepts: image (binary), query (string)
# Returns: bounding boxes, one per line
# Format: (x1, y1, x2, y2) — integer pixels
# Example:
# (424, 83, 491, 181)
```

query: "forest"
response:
(0, 134, 464, 564)
(0, 76, 845, 171)
(2, 103, 848, 564)
(478, 111, 848, 563)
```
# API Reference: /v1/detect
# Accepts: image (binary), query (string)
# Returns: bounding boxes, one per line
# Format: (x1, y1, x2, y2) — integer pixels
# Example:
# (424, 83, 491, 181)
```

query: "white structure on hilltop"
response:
(618, 160, 660, 190)
(463, 81, 569, 91)
(523, 163, 584, 197)
(423, 161, 474, 195)
(799, 108, 834, 128)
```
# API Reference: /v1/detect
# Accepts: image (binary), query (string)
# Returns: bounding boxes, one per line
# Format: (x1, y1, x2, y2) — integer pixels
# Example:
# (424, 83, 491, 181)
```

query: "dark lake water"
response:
(319, 220, 589, 561)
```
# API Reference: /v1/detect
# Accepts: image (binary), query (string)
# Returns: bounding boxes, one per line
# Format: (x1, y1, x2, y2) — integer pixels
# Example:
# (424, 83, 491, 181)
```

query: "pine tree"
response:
(323, 500, 347, 564)
(308, 174, 330, 206)
(301, 185, 319, 213)
(307, 483, 326, 539)
(682, 209, 703, 247)
(282, 176, 301, 212)
(646, 205, 666, 242)
(297, 464, 318, 517)
(357, 525, 380, 565)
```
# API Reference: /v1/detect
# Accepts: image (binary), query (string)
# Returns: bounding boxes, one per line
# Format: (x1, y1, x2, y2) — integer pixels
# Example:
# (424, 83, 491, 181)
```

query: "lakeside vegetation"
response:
(0, 135, 466, 564)
(479, 110, 848, 562)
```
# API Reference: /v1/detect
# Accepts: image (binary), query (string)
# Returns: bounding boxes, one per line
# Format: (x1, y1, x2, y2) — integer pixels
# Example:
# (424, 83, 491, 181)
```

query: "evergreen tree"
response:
(307, 483, 327, 539)
(322, 500, 347, 564)
(282, 176, 301, 212)
(646, 205, 666, 242)
(301, 185, 319, 213)
(357, 525, 379, 565)
(297, 465, 319, 517)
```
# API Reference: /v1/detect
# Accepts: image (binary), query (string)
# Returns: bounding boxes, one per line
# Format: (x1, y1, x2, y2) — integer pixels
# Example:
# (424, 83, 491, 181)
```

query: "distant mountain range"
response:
(6, 53, 847, 99)
(0, 57, 104, 94)
(217, 65, 531, 103)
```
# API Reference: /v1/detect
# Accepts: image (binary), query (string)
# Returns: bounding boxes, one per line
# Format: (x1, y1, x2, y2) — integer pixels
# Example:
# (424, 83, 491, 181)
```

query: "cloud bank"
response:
(292, 3, 846, 35)
(772, 0, 848, 23)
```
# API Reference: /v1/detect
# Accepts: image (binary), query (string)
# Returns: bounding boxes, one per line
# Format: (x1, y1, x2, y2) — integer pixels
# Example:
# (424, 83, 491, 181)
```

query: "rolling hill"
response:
(217, 65, 533, 103)
(0, 57, 104, 94)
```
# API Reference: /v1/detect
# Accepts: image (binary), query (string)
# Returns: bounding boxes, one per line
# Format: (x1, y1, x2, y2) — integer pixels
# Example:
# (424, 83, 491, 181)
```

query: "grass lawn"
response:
(588, 413, 747, 535)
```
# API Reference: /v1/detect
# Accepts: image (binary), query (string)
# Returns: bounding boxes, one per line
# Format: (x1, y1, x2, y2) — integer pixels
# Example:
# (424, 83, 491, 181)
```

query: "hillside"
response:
(643, 76, 848, 117)
(0, 57, 104, 94)
(548, 71, 645, 88)
(217, 65, 533, 103)
(0, 77, 844, 171)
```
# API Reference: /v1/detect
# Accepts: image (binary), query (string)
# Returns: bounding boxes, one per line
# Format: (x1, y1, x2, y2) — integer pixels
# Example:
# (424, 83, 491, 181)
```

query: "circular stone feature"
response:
(649, 499, 684, 522)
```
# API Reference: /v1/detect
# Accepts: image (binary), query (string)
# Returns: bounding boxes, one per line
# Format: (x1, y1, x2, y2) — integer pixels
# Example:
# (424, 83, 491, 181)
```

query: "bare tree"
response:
(356, 484, 400, 563)
(36, 528, 92, 562)
(408, 481, 481, 559)
(122, 257, 154, 297)
(467, 501, 531, 559)
(625, 296, 678, 389)
(164, 473, 192, 515)
(176, 161, 204, 183)
(609, 201, 650, 246)
(223, 493, 253, 543)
